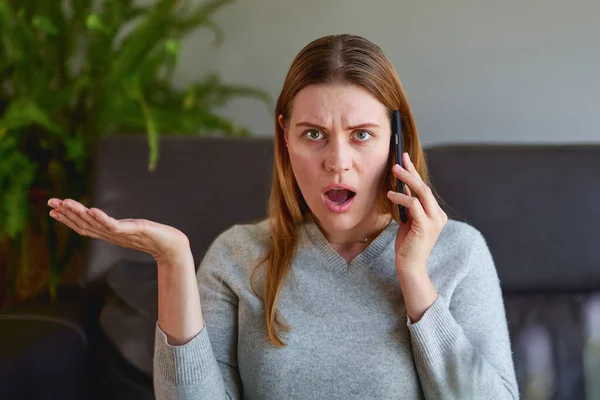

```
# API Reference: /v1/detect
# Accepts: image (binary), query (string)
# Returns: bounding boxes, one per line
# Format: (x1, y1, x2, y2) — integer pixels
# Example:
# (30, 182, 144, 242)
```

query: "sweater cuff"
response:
(406, 294, 463, 367)
(154, 322, 215, 385)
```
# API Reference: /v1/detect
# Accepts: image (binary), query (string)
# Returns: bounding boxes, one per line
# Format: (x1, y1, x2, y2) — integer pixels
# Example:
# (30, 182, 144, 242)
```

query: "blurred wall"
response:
(169, 0, 600, 145)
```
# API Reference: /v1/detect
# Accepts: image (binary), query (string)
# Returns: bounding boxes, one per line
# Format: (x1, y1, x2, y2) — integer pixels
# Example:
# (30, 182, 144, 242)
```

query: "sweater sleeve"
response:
(153, 230, 242, 400)
(406, 230, 519, 400)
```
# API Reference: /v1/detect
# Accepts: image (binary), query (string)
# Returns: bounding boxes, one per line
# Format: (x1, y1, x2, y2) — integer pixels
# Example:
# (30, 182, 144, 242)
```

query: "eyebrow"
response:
(295, 121, 381, 130)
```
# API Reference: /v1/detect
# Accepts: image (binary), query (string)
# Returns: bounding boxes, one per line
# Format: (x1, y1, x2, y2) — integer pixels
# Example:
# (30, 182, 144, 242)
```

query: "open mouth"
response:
(324, 188, 356, 205)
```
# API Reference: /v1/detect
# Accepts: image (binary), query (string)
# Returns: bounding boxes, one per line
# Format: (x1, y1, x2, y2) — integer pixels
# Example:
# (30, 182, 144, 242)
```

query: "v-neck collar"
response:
(300, 213, 398, 274)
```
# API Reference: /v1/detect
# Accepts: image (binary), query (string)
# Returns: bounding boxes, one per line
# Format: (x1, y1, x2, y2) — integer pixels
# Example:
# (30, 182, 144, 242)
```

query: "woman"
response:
(48, 34, 518, 399)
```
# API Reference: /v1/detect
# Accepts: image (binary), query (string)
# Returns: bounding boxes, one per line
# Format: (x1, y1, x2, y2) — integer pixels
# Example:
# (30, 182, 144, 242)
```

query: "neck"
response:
(309, 212, 392, 247)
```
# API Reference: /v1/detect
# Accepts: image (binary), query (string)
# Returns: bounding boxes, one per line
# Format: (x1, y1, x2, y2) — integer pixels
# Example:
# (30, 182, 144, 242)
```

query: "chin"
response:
(309, 202, 362, 231)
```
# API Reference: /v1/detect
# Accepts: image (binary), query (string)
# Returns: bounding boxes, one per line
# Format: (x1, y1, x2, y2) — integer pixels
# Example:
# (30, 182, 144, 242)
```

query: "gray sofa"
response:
(1, 136, 599, 399)
(426, 145, 600, 400)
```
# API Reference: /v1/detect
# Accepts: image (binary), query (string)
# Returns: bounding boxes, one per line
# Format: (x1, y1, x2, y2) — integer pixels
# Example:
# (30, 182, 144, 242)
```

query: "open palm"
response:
(47, 198, 190, 261)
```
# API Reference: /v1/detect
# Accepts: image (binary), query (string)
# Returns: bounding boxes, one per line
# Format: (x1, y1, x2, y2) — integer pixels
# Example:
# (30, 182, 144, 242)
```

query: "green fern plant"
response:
(0, 0, 271, 303)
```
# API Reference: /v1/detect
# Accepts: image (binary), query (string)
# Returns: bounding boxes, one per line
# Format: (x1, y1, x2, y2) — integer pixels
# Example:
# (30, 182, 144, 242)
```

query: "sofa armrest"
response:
(0, 286, 90, 400)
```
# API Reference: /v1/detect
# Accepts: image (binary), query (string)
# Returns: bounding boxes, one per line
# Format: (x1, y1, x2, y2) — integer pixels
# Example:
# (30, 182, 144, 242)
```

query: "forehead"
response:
(291, 84, 388, 123)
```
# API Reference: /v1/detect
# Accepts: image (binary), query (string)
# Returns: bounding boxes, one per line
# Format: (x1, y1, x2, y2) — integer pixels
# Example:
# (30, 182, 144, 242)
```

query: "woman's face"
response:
(279, 84, 392, 241)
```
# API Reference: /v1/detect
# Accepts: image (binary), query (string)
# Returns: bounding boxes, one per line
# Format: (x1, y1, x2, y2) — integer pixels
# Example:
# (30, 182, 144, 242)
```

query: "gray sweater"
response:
(153, 214, 519, 399)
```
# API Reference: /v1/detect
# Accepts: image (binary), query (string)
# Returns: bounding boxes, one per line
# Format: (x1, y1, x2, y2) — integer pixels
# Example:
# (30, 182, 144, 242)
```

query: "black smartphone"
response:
(392, 110, 408, 223)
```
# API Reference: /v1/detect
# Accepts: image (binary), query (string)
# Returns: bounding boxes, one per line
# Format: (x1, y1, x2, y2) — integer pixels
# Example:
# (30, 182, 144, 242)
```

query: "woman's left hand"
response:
(387, 152, 448, 276)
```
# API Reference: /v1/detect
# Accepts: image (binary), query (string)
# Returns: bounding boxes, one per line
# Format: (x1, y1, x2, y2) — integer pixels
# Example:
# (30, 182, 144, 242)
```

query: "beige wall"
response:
(169, 0, 600, 145)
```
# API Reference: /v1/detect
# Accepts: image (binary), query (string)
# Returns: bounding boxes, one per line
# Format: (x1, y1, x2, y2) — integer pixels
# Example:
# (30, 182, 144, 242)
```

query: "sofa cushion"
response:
(505, 291, 600, 399)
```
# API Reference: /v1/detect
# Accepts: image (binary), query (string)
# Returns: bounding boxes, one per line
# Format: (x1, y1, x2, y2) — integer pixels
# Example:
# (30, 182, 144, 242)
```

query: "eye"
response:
(302, 129, 372, 142)
(353, 130, 372, 142)
(303, 129, 324, 141)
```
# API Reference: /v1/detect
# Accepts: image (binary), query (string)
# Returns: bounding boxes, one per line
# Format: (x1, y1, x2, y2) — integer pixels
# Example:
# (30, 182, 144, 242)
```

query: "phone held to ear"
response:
(392, 110, 408, 223)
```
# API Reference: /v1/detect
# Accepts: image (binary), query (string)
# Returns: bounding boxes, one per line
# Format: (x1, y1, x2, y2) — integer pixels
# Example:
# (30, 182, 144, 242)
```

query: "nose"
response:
(323, 139, 351, 174)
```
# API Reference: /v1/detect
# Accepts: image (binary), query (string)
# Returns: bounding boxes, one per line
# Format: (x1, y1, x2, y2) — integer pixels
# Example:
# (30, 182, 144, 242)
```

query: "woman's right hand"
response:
(47, 198, 190, 262)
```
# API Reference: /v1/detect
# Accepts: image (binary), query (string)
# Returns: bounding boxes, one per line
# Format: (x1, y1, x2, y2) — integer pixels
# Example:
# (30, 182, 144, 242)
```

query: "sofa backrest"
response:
(86, 136, 274, 284)
(89, 138, 600, 292)
(425, 144, 600, 293)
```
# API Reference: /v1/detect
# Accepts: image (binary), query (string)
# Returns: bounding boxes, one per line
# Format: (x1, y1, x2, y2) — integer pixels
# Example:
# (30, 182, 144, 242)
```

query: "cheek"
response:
(361, 151, 391, 189)
(288, 148, 318, 190)
(361, 149, 389, 173)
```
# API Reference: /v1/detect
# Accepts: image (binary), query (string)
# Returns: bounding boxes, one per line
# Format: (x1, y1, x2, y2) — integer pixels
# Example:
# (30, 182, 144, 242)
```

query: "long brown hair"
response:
(250, 34, 431, 347)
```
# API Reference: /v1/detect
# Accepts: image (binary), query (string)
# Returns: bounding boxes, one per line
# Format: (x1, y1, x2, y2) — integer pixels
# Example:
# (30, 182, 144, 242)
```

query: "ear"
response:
(278, 114, 288, 144)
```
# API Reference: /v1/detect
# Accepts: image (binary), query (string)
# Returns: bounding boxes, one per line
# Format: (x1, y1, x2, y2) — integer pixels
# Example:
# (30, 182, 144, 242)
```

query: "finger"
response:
(398, 183, 413, 220)
(403, 155, 448, 224)
(49, 210, 110, 241)
(87, 207, 126, 234)
(57, 203, 106, 238)
(393, 154, 438, 216)
(48, 198, 62, 209)
(397, 185, 414, 223)
(86, 211, 154, 252)
(61, 199, 105, 231)
(387, 190, 426, 222)
(88, 209, 143, 238)
(402, 185, 412, 219)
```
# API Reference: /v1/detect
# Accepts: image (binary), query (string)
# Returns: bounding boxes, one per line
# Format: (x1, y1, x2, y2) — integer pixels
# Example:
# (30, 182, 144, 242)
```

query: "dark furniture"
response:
(1, 136, 599, 400)
(426, 145, 600, 400)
